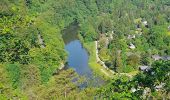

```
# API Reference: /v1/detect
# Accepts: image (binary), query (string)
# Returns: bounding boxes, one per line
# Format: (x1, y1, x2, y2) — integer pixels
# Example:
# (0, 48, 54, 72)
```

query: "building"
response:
(162, 56, 170, 61)
(128, 34, 136, 39)
(142, 21, 148, 26)
(129, 43, 136, 49)
(139, 66, 151, 71)
(152, 55, 162, 61)
(155, 83, 165, 91)
(168, 25, 170, 31)
(152, 55, 170, 61)
(142, 20, 149, 28)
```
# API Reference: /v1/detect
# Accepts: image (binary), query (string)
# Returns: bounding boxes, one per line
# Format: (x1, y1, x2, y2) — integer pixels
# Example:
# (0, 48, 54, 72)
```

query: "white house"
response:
(155, 83, 165, 91)
(142, 21, 148, 26)
(168, 25, 170, 31)
(129, 43, 136, 49)
(139, 66, 151, 72)
(128, 34, 136, 39)
(152, 55, 162, 61)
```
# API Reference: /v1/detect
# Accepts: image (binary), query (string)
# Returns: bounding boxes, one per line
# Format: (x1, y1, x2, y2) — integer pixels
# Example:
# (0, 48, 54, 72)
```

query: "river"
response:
(62, 23, 104, 87)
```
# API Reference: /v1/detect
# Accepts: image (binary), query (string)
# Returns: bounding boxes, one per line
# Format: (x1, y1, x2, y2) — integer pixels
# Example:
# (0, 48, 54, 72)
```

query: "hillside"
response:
(0, 0, 170, 99)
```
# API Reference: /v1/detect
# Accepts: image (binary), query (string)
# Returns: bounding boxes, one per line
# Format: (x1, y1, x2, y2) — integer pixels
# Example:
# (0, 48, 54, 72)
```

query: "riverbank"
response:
(78, 34, 138, 79)
(81, 40, 115, 80)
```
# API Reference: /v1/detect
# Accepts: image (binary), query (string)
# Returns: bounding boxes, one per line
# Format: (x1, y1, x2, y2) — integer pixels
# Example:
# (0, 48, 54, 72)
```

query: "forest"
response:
(0, 0, 170, 99)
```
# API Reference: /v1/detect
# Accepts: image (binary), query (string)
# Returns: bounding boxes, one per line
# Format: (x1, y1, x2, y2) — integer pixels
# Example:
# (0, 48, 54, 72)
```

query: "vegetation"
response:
(0, 0, 170, 99)
(98, 60, 170, 99)
(83, 40, 114, 79)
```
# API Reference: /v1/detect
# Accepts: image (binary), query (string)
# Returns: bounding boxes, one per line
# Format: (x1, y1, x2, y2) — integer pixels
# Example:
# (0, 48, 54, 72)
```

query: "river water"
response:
(65, 40, 93, 76)
(62, 23, 104, 87)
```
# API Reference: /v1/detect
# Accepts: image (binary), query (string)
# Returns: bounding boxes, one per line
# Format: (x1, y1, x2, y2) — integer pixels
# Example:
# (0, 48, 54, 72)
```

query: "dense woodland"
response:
(0, 0, 170, 99)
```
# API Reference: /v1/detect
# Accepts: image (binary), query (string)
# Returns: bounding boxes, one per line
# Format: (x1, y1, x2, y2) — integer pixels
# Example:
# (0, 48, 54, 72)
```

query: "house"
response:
(166, 56, 170, 60)
(129, 43, 136, 49)
(162, 56, 170, 61)
(128, 34, 136, 39)
(155, 83, 165, 91)
(142, 20, 149, 28)
(111, 30, 114, 34)
(142, 21, 148, 26)
(152, 55, 170, 61)
(139, 66, 151, 71)
(38, 34, 45, 48)
(131, 87, 137, 93)
(152, 55, 162, 61)
(168, 25, 170, 31)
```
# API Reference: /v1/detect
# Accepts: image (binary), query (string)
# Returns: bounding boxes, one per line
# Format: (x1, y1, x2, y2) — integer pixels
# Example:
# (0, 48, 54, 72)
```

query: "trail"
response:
(95, 41, 114, 74)
(95, 41, 133, 78)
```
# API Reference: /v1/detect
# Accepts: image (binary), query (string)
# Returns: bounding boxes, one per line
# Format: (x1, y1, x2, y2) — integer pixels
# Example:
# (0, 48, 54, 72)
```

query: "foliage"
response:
(99, 61, 170, 99)
(1, 0, 170, 99)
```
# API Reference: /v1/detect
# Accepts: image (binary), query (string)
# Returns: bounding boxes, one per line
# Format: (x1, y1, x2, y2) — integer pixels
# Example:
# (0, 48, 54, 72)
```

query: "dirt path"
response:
(95, 41, 133, 78)
(95, 41, 114, 74)
(95, 41, 107, 69)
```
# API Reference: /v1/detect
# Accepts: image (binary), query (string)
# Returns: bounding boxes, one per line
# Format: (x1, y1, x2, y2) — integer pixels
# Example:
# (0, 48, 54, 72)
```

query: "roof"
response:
(168, 25, 170, 29)
(128, 35, 136, 39)
(131, 87, 137, 92)
(162, 56, 170, 60)
(152, 55, 162, 60)
(142, 21, 148, 25)
(167, 56, 170, 60)
(140, 66, 149, 70)
(155, 83, 165, 90)
(129, 43, 136, 49)
(139, 65, 151, 71)
(152, 55, 170, 61)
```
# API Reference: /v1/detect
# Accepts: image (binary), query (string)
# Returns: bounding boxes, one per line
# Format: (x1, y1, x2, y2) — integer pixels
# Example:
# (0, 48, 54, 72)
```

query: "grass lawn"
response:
(83, 41, 115, 80)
